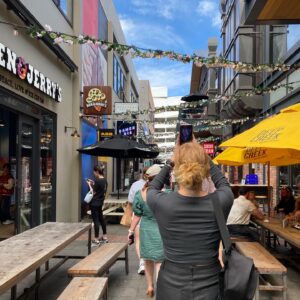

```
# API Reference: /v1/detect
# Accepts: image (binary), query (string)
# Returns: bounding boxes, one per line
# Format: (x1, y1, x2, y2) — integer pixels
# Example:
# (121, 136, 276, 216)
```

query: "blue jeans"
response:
(0, 195, 12, 221)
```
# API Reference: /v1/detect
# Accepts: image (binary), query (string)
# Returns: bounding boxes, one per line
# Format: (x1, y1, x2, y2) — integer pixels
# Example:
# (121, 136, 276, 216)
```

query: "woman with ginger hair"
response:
(146, 140, 233, 300)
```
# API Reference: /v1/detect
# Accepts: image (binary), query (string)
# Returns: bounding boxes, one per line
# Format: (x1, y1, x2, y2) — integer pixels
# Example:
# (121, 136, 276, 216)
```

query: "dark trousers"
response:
(91, 205, 107, 238)
(0, 196, 12, 221)
(227, 224, 259, 242)
(157, 260, 221, 300)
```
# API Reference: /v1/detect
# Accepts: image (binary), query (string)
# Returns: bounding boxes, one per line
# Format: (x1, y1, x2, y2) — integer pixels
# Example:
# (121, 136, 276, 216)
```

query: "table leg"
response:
(283, 273, 287, 300)
(255, 276, 260, 300)
(125, 248, 129, 275)
(45, 260, 49, 271)
(35, 267, 40, 300)
(267, 230, 271, 247)
(273, 234, 277, 248)
(11, 285, 17, 300)
(88, 228, 91, 255)
(261, 230, 264, 245)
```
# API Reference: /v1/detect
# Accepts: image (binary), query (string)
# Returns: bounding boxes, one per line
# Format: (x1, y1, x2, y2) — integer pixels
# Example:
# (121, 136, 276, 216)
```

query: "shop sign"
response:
(0, 42, 62, 102)
(203, 142, 215, 155)
(83, 86, 112, 115)
(115, 102, 139, 114)
(98, 128, 114, 141)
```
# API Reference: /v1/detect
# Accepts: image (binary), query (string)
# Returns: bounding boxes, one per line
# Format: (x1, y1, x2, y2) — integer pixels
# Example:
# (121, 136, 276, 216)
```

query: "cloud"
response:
(136, 61, 191, 96)
(119, 16, 186, 50)
(197, 0, 221, 28)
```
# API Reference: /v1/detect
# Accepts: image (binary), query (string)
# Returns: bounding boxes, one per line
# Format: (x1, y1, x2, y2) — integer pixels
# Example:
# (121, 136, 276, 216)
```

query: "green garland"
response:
(21, 23, 295, 72)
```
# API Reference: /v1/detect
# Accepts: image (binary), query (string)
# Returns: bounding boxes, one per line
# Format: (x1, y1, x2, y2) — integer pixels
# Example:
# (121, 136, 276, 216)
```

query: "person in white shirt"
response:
(128, 167, 148, 275)
(227, 187, 264, 241)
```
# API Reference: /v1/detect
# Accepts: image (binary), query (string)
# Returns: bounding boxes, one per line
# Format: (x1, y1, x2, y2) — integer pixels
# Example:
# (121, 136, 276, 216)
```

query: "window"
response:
(53, 0, 73, 24)
(40, 112, 55, 223)
(113, 55, 126, 100)
(287, 25, 300, 50)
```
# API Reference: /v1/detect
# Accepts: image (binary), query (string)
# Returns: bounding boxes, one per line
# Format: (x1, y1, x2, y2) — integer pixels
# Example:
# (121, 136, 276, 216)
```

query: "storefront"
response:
(0, 88, 56, 237)
(0, 26, 79, 238)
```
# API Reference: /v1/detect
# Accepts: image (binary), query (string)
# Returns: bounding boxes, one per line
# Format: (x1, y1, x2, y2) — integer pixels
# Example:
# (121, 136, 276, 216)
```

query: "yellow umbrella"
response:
(220, 111, 300, 151)
(213, 147, 300, 166)
(219, 103, 300, 215)
(280, 102, 300, 113)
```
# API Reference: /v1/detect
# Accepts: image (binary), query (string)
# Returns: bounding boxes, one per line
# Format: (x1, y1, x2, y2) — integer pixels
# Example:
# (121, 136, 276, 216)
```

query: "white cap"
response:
(146, 164, 161, 177)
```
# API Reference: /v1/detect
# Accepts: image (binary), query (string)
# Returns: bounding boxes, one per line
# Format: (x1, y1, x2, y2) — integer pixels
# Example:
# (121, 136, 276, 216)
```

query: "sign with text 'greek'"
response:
(0, 42, 62, 102)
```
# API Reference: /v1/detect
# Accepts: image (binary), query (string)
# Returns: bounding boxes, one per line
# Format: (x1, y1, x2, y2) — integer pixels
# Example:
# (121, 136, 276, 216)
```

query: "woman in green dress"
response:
(128, 164, 165, 298)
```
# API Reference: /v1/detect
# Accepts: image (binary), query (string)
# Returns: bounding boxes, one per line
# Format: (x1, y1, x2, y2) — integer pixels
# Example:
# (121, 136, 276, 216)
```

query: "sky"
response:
(113, 0, 222, 97)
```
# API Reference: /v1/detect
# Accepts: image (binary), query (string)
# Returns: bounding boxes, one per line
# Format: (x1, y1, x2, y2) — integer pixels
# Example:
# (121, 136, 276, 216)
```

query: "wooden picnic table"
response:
(102, 198, 127, 216)
(0, 222, 91, 300)
(254, 218, 300, 249)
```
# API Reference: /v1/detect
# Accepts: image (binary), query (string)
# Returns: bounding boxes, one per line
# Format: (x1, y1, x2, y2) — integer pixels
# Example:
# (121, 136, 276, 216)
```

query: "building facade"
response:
(218, 0, 300, 200)
(80, 0, 151, 199)
(0, 0, 81, 238)
(152, 87, 183, 161)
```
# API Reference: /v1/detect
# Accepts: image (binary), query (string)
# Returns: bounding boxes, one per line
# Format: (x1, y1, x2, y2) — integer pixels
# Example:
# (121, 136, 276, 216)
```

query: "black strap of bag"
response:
(211, 194, 232, 254)
(211, 194, 258, 300)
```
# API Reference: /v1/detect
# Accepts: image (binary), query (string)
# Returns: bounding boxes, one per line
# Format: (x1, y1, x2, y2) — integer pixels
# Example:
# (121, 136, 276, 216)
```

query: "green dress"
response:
(133, 190, 164, 262)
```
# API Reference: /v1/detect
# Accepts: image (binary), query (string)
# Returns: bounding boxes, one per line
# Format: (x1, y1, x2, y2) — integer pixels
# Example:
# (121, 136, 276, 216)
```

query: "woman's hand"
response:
(128, 229, 135, 245)
(218, 241, 224, 269)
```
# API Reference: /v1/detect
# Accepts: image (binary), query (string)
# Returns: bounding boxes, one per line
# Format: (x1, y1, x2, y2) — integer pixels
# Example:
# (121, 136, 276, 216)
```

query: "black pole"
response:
(117, 158, 120, 199)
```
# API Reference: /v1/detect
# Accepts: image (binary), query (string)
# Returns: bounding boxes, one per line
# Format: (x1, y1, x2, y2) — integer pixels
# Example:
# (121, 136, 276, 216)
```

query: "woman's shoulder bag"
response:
(211, 195, 258, 300)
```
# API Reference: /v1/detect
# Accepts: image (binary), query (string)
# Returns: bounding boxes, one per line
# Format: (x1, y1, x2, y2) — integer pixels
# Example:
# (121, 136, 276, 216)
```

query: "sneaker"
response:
(91, 239, 100, 247)
(2, 220, 14, 225)
(138, 263, 145, 275)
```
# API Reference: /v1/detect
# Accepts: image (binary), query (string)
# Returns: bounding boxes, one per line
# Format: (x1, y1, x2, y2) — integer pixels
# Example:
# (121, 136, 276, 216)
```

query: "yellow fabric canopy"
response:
(213, 147, 300, 166)
(280, 103, 300, 113)
(220, 110, 300, 151)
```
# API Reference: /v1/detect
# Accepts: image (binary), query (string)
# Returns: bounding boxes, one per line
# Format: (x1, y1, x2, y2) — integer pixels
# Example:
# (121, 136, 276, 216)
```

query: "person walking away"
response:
(147, 140, 234, 300)
(127, 167, 149, 275)
(87, 164, 108, 245)
(128, 165, 164, 298)
(0, 163, 15, 225)
(227, 187, 264, 241)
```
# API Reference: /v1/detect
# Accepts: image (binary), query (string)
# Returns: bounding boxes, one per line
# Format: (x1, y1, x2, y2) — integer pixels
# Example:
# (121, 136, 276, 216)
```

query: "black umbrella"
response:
(181, 93, 209, 102)
(77, 134, 159, 158)
(77, 135, 159, 198)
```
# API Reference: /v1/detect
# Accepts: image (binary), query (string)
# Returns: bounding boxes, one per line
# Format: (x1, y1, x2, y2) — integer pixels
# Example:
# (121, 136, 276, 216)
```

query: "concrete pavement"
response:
(0, 223, 299, 299)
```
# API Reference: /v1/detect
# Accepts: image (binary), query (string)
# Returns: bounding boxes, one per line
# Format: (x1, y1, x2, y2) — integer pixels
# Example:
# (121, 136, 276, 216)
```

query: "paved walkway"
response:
(0, 223, 300, 299)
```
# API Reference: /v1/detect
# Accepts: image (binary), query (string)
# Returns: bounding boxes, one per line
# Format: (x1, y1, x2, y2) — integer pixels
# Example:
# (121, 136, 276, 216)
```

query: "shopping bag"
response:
(120, 203, 133, 226)
(84, 191, 93, 204)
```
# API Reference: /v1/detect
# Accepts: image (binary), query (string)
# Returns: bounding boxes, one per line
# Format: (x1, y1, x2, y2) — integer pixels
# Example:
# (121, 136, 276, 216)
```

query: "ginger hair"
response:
(173, 142, 210, 191)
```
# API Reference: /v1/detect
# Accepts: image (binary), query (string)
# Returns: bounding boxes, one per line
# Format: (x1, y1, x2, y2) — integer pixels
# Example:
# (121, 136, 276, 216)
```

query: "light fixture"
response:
(13, 28, 18, 36)
(0, 120, 5, 127)
(64, 126, 80, 138)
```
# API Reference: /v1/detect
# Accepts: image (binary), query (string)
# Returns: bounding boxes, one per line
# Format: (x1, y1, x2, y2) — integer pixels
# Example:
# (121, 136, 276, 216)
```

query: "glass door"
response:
(17, 116, 39, 233)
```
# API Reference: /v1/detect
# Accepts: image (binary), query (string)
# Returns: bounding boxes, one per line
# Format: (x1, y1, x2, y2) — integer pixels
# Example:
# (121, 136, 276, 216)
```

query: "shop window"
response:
(53, 0, 73, 24)
(113, 55, 126, 101)
(40, 113, 55, 223)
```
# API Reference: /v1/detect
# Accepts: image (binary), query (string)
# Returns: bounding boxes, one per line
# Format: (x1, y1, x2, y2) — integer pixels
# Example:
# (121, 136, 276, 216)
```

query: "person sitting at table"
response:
(275, 186, 295, 215)
(227, 187, 264, 241)
(248, 190, 259, 208)
(286, 191, 300, 222)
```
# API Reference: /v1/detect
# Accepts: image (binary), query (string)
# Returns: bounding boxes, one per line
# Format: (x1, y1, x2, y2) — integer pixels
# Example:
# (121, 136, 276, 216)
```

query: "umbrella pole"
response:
(267, 162, 271, 217)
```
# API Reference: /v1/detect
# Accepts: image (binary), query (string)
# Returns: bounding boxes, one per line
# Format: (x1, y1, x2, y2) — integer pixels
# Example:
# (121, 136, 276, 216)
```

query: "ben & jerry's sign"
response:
(83, 86, 112, 115)
(0, 42, 62, 102)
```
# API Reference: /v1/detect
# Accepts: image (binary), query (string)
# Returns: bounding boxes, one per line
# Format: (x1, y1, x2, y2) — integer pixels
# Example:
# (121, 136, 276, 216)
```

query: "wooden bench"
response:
(68, 243, 129, 277)
(235, 242, 287, 300)
(57, 277, 108, 300)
